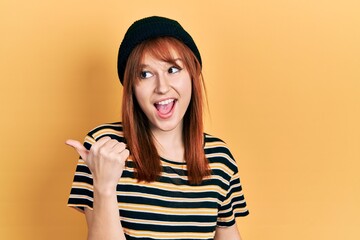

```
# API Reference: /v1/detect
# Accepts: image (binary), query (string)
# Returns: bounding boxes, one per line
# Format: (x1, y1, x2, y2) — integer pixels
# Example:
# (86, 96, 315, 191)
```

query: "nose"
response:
(154, 73, 170, 94)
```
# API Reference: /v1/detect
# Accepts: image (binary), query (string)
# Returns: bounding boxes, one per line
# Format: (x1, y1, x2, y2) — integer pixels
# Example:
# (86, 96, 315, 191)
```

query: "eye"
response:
(140, 71, 153, 79)
(168, 66, 181, 74)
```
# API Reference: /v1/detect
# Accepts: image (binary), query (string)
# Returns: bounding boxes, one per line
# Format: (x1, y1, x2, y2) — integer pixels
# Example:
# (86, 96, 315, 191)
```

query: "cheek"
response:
(134, 87, 148, 109)
(182, 78, 192, 100)
(175, 72, 192, 94)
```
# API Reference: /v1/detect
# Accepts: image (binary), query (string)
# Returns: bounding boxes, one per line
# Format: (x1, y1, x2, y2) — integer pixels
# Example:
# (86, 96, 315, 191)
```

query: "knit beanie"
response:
(117, 16, 202, 85)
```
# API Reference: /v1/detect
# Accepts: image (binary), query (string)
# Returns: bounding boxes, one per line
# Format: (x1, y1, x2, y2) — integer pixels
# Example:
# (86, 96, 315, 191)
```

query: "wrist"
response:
(93, 182, 117, 197)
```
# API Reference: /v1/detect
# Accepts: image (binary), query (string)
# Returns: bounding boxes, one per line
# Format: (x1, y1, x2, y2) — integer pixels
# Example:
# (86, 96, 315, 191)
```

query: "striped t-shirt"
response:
(68, 122, 249, 240)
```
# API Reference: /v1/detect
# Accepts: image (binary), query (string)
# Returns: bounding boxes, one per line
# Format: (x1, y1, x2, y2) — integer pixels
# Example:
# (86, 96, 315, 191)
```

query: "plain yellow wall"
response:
(1, 0, 359, 239)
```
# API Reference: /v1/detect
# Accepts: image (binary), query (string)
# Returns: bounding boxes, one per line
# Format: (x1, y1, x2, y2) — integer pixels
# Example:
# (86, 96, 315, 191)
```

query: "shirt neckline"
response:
(160, 157, 186, 165)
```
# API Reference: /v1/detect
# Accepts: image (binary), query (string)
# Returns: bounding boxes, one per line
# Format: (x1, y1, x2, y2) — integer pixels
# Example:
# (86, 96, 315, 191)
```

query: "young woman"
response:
(67, 16, 249, 240)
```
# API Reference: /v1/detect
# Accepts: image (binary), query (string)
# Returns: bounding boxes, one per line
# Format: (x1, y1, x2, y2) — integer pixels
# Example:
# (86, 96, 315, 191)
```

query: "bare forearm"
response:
(87, 189, 126, 240)
(214, 225, 242, 240)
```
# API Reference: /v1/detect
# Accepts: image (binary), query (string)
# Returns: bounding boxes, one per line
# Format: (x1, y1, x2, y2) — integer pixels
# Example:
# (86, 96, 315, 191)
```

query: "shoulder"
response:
(84, 122, 125, 146)
(204, 133, 238, 174)
(204, 133, 233, 158)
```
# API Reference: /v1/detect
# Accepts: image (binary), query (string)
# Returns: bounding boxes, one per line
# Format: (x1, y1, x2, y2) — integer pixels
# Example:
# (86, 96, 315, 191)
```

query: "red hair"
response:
(122, 37, 209, 184)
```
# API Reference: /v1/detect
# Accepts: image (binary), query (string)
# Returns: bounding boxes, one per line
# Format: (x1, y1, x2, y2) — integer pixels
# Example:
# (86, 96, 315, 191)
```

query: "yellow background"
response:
(1, 0, 359, 239)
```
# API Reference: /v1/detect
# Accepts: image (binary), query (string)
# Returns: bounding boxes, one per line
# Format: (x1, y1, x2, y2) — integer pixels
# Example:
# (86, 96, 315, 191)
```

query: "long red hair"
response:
(122, 37, 209, 184)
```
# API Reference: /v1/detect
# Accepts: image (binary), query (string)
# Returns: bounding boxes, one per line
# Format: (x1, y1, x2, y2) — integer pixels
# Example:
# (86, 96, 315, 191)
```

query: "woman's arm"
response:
(84, 189, 126, 240)
(214, 224, 242, 240)
(67, 137, 129, 240)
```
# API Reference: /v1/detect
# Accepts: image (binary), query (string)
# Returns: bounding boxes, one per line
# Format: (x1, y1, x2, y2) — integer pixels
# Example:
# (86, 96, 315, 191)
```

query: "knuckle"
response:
(90, 143, 98, 152)
(122, 149, 130, 158)
(98, 147, 107, 156)
(117, 142, 126, 149)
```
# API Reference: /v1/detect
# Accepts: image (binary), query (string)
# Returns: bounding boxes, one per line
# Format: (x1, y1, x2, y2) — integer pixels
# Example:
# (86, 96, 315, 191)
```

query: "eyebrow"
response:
(139, 58, 183, 68)
(172, 58, 182, 62)
(139, 64, 149, 69)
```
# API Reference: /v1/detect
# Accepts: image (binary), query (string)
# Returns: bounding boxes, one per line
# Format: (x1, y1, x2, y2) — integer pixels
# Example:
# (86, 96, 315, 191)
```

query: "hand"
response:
(66, 137, 129, 193)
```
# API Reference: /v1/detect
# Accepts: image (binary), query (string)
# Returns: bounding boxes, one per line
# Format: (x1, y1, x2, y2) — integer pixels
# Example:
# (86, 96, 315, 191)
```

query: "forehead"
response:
(139, 41, 183, 64)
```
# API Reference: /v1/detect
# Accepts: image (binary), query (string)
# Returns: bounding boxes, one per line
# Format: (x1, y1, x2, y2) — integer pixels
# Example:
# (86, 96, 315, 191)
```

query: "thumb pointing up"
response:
(65, 139, 89, 161)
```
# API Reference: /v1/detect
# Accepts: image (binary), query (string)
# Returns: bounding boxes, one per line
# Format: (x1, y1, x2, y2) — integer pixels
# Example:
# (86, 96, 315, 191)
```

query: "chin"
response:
(151, 119, 182, 133)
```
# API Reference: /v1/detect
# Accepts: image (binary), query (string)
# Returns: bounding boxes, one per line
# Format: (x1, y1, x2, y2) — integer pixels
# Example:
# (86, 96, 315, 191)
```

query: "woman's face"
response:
(133, 48, 192, 135)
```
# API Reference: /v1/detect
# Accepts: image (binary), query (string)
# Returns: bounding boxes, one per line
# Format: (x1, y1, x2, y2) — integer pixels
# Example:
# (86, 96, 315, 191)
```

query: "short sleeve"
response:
(217, 170, 249, 227)
(67, 134, 96, 212)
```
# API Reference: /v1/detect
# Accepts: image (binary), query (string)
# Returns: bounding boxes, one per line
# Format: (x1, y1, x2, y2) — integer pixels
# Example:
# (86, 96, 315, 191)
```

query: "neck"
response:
(151, 124, 185, 163)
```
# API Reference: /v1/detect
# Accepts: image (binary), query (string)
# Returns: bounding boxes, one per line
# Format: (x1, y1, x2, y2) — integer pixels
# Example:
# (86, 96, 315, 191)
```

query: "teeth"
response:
(157, 99, 175, 105)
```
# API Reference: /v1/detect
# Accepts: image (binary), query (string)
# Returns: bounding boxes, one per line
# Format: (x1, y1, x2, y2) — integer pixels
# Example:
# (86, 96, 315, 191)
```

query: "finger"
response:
(112, 142, 127, 153)
(119, 149, 130, 162)
(91, 136, 112, 151)
(104, 139, 120, 150)
(65, 139, 89, 160)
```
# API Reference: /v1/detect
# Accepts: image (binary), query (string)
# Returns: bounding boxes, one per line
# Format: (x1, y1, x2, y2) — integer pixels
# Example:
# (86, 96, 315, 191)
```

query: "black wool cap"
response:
(117, 16, 202, 85)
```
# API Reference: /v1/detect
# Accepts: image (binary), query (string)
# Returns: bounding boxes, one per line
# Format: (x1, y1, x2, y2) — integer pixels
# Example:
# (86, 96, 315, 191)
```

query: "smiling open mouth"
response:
(154, 99, 176, 115)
